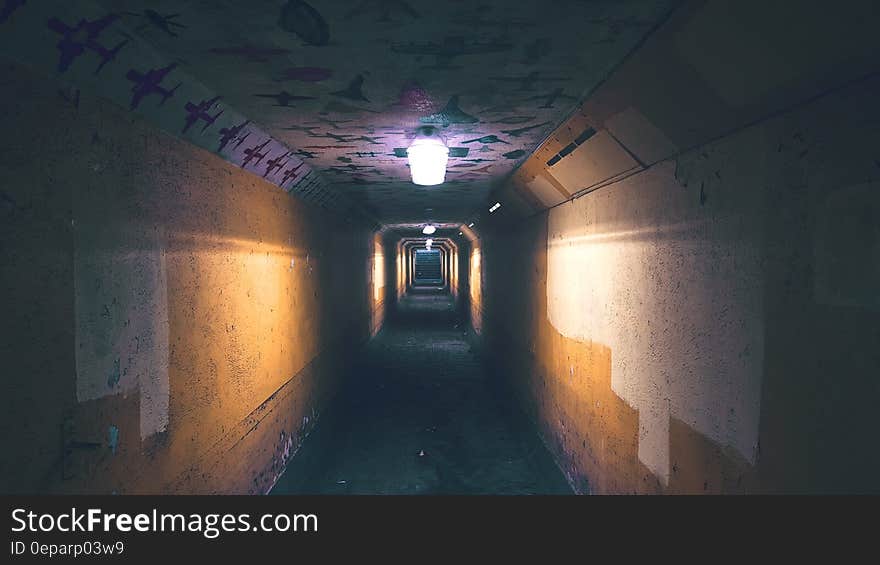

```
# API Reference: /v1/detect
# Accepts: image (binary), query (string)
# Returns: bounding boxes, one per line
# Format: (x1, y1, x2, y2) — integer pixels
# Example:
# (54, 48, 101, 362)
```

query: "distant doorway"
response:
(414, 249, 443, 286)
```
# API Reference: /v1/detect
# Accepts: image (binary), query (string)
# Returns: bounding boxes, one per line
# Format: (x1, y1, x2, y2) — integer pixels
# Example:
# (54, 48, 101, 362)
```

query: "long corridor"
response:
(273, 288, 571, 495)
(4, 0, 879, 499)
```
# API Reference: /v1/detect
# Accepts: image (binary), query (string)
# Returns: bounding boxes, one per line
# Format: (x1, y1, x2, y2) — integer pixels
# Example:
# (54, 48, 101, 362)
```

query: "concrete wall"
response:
(481, 75, 880, 494)
(460, 228, 483, 335)
(371, 232, 386, 337)
(0, 61, 379, 494)
(449, 241, 461, 301)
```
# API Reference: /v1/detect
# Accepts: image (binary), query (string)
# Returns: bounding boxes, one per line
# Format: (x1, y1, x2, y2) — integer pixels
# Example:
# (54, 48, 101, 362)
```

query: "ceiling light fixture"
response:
(489, 202, 501, 213)
(422, 224, 436, 235)
(407, 126, 448, 186)
(425, 238, 433, 249)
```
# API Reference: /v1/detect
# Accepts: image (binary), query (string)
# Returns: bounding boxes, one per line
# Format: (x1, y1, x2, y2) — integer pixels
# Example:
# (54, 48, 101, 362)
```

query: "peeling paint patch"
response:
(107, 357, 120, 389)
(545, 162, 765, 483)
(74, 226, 170, 440)
(108, 425, 119, 455)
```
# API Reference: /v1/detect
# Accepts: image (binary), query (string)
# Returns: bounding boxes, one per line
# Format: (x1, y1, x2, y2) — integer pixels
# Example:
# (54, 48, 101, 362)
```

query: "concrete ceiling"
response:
(94, 0, 675, 227)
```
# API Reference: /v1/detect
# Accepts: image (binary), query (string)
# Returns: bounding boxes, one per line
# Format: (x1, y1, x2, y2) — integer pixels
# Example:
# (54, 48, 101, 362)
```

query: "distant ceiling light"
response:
(407, 127, 448, 186)
(489, 202, 501, 213)
(468, 223, 474, 227)
(425, 238, 433, 249)
(422, 224, 436, 235)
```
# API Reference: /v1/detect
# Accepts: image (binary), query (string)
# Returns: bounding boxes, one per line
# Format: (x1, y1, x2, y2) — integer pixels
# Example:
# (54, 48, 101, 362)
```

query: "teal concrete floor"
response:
(272, 287, 571, 495)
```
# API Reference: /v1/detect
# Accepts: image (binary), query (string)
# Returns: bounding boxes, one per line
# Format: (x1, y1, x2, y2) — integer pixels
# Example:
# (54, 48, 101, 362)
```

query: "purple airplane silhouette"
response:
(125, 64, 181, 110)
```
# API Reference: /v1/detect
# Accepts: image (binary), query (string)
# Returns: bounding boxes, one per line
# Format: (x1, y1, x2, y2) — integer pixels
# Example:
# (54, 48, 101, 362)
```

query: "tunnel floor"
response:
(272, 288, 572, 494)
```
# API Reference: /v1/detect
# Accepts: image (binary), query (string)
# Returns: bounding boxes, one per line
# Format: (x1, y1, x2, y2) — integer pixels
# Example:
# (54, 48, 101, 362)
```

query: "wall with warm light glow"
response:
(370, 233, 386, 337)
(395, 240, 406, 300)
(0, 62, 380, 494)
(481, 75, 880, 494)
(460, 227, 483, 335)
(449, 242, 459, 300)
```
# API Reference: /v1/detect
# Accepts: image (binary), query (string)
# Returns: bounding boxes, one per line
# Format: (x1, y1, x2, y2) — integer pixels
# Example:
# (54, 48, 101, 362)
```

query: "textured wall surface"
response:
(371, 232, 386, 336)
(481, 76, 880, 493)
(467, 234, 483, 335)
(450, 240, 464, 304)
(0, 61, 378, 494)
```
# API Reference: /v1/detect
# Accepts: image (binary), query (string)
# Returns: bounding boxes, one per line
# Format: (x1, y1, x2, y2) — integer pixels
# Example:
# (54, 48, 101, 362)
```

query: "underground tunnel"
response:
(1, 0, 879, 498)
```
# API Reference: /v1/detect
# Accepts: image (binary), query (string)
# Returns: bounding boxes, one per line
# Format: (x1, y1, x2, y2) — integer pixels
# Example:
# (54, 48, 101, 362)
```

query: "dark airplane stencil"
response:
(501, 121, 551, 137)
(281, 124, 321, 135)
(47, 14, 128, 74)
(125, 64, 181, 110)
(183, 96, 223, 133)
(123, 10, 186, 37)
(348, 135, 384, 145)
(303, 145, 357, 149)
(491, 116, 536, 124)
(420, 95, 479, 127)
(241, 139, 272, 168)
(0, 0, 26, 23)
(524, 88, 577, 109)
(217, 119, 250, 152)
(234, 132, 250, 149)
(254, 91, 316, 107)
(313, 132, 354, 143)
(331, 75, 370, 102)
(278, 0, 329, 46)
(281, 162, 305, 185)
(306, 116, 356, 130)
(462, 134, 509, 145)
(264, 151, 290, 177)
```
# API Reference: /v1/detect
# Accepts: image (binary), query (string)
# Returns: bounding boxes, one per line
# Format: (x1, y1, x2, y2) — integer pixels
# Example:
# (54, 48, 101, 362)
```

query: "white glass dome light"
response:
(407, 127, 449, 186)
(422, 224, 436, 235)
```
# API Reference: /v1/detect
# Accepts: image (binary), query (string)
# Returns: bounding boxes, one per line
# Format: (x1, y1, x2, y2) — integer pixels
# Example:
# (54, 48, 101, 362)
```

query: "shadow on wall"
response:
(0, 61, 378, 494)
(482, 76, 880, 493)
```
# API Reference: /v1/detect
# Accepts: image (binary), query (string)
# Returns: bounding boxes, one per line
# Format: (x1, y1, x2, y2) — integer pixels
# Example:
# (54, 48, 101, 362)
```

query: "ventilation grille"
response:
(546, 127, 597, 167)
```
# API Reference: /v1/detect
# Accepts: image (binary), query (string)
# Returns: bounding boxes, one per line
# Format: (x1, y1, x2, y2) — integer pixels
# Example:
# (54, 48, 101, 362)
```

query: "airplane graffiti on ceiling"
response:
(125, 64, 180, 110)
(0, 0, 26, 23)
(122, 10, 186, 37)
(183, 96, 223, 133)
(47, 13, 128, 74)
